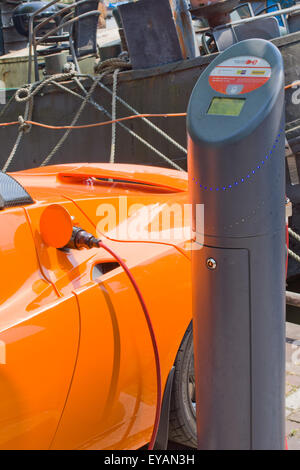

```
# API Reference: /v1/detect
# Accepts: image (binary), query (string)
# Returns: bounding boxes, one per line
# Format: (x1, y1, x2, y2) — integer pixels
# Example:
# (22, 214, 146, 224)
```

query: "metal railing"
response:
(28, 0, 100, 82)
(217, 3, 300, 29)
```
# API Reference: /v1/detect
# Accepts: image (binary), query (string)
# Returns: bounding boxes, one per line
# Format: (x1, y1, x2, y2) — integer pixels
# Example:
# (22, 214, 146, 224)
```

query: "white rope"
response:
(40, 76, 102, 167)
(1, 68, 185, 172)
(289, 248, 300, 264)
(2, 85, 34, 173)
(92, 75, 184, 170)
(288, 228, 300, 264)
(54, 75, 184, 171)
(95, 77, 187, 155)
(289, 227, 300, 243)
(2, 128, 24, 173)
(15, 72, 76, 104)
(110, 69, 119, 164)
(286, 124, 300, 134)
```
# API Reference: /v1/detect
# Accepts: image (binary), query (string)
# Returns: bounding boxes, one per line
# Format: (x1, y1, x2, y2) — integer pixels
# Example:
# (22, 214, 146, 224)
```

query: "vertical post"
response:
(187, 39, 286, 449)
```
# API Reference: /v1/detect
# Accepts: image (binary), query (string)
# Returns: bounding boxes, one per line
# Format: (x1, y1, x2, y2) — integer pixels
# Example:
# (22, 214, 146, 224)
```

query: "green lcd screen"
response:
(207, 97, 245, 116)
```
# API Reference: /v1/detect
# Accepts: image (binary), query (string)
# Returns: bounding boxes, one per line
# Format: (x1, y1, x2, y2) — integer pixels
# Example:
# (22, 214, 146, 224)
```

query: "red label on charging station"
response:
(209, 56, 271, 95)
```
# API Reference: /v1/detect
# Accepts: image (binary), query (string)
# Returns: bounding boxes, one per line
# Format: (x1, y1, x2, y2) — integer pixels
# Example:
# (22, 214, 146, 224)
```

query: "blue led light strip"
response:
(192, 129, 283, 192)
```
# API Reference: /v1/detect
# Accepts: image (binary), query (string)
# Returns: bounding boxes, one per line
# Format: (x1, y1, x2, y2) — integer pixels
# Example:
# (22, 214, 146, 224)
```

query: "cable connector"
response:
(64, 226, 100, 250)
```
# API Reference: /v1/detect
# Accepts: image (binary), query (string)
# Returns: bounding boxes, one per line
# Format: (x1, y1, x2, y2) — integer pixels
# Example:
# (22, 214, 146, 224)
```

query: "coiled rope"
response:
(15, 71, 76, 104)
(94, 57, 131, 75)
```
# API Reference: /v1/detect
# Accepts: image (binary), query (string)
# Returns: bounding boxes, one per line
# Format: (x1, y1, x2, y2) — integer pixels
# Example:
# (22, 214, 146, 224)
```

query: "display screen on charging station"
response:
(207, 97, 245, 116)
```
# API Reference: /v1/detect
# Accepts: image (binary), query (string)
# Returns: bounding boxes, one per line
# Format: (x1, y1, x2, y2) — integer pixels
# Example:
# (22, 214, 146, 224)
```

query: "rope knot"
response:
(94, 57, 131, 75)
(15, 86, 31, 103)
(18, 115, 31, 134)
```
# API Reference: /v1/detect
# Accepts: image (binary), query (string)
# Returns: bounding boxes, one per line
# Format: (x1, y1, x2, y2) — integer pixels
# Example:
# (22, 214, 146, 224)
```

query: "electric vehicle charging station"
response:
(187, 39, 286, 450)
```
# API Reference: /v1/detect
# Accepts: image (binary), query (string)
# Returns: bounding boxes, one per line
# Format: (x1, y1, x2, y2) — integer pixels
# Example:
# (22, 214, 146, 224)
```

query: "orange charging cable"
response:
(0, 81, 298, 132)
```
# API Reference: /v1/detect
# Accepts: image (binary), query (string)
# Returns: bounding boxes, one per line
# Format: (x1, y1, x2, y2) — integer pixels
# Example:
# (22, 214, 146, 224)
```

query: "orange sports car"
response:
(0, 162, 195, 450)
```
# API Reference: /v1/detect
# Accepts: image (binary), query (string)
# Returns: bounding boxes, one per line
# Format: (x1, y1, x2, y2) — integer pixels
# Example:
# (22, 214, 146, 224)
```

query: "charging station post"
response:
(187, 39, 286, 450)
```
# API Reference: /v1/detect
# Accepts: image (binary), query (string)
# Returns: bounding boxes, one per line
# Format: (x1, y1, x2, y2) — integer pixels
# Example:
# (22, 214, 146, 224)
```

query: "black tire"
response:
(169, 322, 197, 448)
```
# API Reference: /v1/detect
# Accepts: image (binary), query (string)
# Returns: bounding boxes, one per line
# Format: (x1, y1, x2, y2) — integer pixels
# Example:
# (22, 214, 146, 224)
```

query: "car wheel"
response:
(169, 322, 197, 448)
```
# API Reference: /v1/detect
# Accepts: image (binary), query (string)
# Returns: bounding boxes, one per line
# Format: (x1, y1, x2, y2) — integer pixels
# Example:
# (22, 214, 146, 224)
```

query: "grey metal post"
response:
(187, 39, 286, 450)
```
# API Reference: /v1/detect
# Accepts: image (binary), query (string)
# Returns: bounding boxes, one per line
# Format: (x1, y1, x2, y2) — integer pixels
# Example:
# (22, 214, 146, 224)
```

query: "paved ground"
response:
(286, 321, 300, 450)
